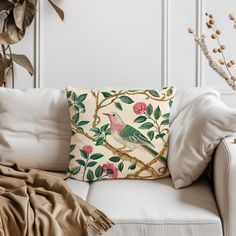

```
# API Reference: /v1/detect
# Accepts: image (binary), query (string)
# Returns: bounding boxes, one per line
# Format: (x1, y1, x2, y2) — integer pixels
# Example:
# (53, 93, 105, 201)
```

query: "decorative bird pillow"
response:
(66, 86, 176, 181)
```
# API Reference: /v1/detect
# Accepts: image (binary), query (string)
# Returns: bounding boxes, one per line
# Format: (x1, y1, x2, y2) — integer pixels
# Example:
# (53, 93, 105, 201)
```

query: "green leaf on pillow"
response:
(90, 128, 100, 132)
(154, 106, 161, 120)
(95, 165, 103, 178)
(119, 96, 134, 104)
(77, 94, 87, 103)
(90, 153, 104, 160)
(161, 119, 169, 126)
(76, 159, 86, 166)
(147, 130, 154, 141)
(69, 155, 75, 161)
(79, 149, 88, 159)
(101, 124, 109, 132)
(72, 92, 78, 101)
(101, 91, 112, 98)
(66, 91, 72, 98)
(128, 163, 136, 170)
(70, 144, 76, 152)
(105, 128, 111, 135)
(114, 102, 122, 111)
(146, 104, 153, 116)
(109, 156, 120, 162)
(134, 116, 147, 123)
(162, 113, 170, 119)
(72, 113, 80, 125)
(74, 103, 85, 113)
(87, 169, 94, 181)
(139, 122, 154, 129)
(78, 120, 90, 126)
(87, 161, 97, 167)
(159, 156, 167, 163)
(96, 137, 104, 146)
(148, 90, 160, 97)
(169, 100, 173, 108)
(70, 166, 81, 175)
(155, 133, 165, 140)
(118, 162, 124, 172)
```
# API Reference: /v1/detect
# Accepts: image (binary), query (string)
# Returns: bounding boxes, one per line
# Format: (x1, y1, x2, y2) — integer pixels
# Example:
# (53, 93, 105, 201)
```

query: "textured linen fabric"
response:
(66, 87, 175, 181)
(168, 89, 236, 189)
(67, 177, 222, 236)
(0, 162, 114, 236)
(214, 136, 236, 236)
(0, 88, 71, 171)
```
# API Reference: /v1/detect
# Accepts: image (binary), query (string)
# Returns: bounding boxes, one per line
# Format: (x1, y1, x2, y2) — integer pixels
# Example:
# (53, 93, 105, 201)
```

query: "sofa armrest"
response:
(213, 136, 236, 236)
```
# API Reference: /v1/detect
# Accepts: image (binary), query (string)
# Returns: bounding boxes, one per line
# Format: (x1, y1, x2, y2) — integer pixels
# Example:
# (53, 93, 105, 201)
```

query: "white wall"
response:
(13, 0, 236, 108)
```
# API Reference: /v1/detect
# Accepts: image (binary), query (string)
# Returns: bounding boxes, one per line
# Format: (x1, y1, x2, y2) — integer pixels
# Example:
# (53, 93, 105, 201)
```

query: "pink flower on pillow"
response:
(82, 145, 93, 154)
(102, 162, 118, 179)
(133, 102, 147, 115)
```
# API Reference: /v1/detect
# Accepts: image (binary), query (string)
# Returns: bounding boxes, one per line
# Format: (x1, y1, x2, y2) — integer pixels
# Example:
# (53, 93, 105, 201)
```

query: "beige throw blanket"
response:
(0, 162, 114, 236)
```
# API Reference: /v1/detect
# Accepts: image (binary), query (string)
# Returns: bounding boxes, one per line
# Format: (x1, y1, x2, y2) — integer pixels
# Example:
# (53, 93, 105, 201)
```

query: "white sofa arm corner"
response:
(214, 136, 236, 236)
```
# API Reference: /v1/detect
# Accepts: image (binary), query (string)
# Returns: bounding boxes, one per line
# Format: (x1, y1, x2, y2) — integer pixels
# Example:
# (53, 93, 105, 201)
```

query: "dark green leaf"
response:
(118, 162, 124, 172)
(101, 124, 109, 132)
(162, 113, 170, 119)
(70, 166, 81, 175)
(101, 91, 112, 98)
(159, 156, 167, 163)
(107, 169, 114, 174)
(154, 106, 161, 120)
(87, 169, 94, 181)
(146, 104, 153, 116)
(72, 92, 78, 101)
(139, 122, 154, 129)
(78, 120, 89, 126)
(87, 161, 97, 167)
(90, 128, 101, 133)
(69, 155, 75, 161)
(79, 149, 88, 159)
(95, 165, 103, 178)
(128, 163, 136, 170)
(147, 131, 154, 141)
(72, 113, 80, 125)
(72, 130, 76, 136)
(149, 90, 160, 97)
(169, 100, 173, 108)
(77, 94, 87, 103)
(66, 91, 72, 98)
(155, 133, 165, 139)
(74, 103, 85, 113)
(119, 96, 134, 104)
(70, 144, 76, 152)
(96, 137, 104, 146)
(109, 156, 120, 162)
(114, 102, 122, 111)
(161, 119, 169, 126)
(90, 153, 104, 160)
(134, 116, 147, 123)
(68, 100, 73, 107)
(105, 129, 111, 135)
(76, 159, 86, 166)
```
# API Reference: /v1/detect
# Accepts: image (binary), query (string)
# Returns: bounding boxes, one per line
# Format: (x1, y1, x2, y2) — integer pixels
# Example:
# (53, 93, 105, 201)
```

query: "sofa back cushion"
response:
(0, 88, 71, 171)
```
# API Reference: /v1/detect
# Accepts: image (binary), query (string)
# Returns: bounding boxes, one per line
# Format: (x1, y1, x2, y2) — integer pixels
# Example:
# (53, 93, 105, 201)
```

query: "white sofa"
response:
(0, 88, 235, 236)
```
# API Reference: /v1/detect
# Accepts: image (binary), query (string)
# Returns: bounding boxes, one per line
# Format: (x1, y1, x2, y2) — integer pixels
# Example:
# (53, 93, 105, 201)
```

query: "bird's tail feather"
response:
(141, 145, 167, 165)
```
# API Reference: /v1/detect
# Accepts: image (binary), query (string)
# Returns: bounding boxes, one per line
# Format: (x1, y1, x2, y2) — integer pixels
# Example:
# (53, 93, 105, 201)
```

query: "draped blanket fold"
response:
(0, 162, 114, 236)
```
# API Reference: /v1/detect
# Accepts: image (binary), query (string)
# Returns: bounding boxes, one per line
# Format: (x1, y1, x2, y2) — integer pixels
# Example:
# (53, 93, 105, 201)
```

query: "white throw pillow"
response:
(0, 88, 71, 171)
(168, 88, 236, 189)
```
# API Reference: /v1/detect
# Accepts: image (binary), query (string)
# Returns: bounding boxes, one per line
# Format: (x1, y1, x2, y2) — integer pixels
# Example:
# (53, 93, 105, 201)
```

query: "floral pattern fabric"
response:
(66, 87, 176, 181)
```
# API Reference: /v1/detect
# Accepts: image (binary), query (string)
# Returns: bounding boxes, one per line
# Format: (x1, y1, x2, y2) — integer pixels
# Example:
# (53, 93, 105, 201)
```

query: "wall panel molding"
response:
(34, 0, 41, 88)
(161, 0, 170, 87)
(195, 0, 204, 87)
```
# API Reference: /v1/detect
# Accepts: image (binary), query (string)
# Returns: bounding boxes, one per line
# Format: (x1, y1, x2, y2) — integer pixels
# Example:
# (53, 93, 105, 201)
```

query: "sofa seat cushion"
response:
(66, 177, 222, 236)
